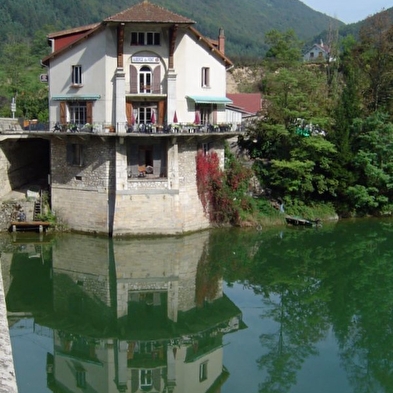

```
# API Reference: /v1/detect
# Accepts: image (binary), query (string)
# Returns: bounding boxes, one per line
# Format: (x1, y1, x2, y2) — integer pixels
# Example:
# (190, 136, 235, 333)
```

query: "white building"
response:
(40, 0, 239, 236)
(42, 0, 234, 132)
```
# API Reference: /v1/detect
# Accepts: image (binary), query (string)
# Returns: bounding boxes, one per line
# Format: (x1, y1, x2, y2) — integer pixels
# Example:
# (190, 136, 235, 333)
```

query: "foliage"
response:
(196, 146, 253, 225)
(239, 22, 393, 218)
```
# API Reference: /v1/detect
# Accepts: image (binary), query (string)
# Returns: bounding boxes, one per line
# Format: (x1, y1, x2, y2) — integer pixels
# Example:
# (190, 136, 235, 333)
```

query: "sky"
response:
(301, 0, 392, 24)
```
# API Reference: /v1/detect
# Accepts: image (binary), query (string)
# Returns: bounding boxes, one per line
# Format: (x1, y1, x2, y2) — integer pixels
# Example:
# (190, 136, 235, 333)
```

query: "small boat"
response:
(285, 215, 321, 227)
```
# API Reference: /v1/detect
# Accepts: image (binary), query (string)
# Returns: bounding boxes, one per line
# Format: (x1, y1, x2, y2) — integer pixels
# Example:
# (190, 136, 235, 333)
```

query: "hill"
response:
(0, 0, 343, 59)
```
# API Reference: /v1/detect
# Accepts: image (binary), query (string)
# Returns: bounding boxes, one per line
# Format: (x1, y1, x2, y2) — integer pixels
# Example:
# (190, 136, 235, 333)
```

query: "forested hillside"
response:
(0, 0, 342, 59)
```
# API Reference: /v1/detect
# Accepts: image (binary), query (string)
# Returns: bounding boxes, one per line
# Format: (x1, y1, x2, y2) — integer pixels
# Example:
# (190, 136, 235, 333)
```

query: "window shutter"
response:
(126, 102, 133, 125)
(130, 65, 138, 94)
(153, 369, 161, 391)
(158, 100, 165, 126)
(86, 101, 93, 124)
(60, 102, 66, 124)
(152, 66, 161, 94)
(131, 369, 139, 393)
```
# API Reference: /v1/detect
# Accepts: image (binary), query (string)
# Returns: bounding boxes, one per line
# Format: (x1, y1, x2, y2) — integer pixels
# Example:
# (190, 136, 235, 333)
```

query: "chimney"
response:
(218, 28, 225, 54)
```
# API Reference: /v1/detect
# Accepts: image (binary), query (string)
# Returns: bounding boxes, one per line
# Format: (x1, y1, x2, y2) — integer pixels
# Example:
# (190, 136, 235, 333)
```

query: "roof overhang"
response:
(51, 94, 101, 101)
(186, 95, 233, 105)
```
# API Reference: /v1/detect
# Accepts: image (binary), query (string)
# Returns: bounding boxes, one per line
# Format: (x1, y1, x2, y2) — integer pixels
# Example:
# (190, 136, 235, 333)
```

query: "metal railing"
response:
(10, 120, 244, 134)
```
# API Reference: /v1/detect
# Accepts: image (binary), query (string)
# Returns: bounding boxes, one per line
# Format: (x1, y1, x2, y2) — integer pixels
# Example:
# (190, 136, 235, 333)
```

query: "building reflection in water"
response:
(3, 232, 244, 393)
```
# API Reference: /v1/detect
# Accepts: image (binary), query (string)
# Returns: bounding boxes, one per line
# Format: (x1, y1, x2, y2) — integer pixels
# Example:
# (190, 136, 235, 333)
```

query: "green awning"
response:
(51, 94, 101, 101)
(186, 95, 233, 104)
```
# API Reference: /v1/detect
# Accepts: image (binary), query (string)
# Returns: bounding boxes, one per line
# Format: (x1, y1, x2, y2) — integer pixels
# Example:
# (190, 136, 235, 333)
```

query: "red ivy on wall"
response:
(196, 150, 222, 220)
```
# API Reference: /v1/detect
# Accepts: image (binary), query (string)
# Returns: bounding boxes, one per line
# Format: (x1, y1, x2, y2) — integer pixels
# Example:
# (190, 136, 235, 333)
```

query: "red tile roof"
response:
(104, 0, 195, 24)
(226, 93, 262, 114)
(47, 23, 100, 39)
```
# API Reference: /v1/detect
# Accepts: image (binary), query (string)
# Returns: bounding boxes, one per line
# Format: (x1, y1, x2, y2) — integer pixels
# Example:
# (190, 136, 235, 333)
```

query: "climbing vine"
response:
(196, 147, 253, 225)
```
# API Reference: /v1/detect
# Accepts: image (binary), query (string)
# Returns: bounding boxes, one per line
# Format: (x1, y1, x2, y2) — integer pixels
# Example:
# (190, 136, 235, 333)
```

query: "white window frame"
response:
(68, 101, 87, 126)
(71, 65, 82, 85)
(139, 66, 152, 94)
(140, 369, 153, 388)
(201, 67, 210, 88)
(199, 361, 208, 382)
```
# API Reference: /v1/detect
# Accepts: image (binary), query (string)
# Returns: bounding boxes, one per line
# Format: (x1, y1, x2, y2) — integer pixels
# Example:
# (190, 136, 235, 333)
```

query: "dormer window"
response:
(71, 65, 82, 86)
(131, 32, 160, 46)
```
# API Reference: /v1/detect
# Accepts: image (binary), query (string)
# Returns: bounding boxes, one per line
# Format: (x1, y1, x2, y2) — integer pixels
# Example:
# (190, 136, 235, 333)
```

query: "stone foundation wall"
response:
(50, 136, 223, 235)
(51, 137, 113, 233)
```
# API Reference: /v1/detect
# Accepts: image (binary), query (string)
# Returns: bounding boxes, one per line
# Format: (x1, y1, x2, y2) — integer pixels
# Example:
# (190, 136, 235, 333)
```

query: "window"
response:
(76, 369, 86, 388)
(309, 52, 314, 58)
(137, 106, 153, 124)
(201, 67, 210, 88)
(199, 361, 208, 382)
(69, 102, 87, 126)
(72, 65, 82, 85)
(67, 143, 84, 167)
(131, 32, 160, 46)
(127, 141, 167, 178)
(139, 66, 152, 93)
(59, 101, 92, 127)
(140, 369, 153, 389)
(202, 143, 211, 155)
(196, 104, 214, 125)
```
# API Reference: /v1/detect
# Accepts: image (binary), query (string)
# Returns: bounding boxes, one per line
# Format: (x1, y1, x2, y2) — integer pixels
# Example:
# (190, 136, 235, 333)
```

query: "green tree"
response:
(346, 112, 393, 213)
(355, 12, 393, 113)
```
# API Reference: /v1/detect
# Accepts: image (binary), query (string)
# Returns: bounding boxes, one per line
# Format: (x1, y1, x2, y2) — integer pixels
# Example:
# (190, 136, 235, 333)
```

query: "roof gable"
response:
(104, 0, 195, 24)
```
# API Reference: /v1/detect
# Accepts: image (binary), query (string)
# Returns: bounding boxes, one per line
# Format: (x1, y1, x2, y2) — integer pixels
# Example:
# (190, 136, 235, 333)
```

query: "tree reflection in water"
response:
(209, 220, 393, 393)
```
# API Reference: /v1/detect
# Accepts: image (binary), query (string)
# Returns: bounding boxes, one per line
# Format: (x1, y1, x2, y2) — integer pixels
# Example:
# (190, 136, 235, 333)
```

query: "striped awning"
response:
(51, 94, 101, 101)
(186, 95, 233, 104)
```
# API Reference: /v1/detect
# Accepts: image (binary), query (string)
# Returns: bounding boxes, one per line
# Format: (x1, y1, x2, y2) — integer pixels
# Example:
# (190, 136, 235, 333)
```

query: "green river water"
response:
(2, 217, 393, 393)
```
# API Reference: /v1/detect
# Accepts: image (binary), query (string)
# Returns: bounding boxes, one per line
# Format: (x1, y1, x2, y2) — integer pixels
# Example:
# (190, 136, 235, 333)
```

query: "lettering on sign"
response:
(132, 56, 160, 64)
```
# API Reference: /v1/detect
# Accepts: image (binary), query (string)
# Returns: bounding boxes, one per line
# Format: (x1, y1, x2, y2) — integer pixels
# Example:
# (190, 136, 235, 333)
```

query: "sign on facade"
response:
(132, 56, 160, 64)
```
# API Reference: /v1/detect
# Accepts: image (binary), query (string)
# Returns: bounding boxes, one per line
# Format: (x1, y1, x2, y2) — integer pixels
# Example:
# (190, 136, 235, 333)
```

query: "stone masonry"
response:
(0, 264, 18, 393)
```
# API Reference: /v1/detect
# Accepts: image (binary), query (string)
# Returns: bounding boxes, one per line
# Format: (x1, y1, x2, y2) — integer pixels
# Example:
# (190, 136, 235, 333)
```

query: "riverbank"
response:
(0, 264, 18, 393)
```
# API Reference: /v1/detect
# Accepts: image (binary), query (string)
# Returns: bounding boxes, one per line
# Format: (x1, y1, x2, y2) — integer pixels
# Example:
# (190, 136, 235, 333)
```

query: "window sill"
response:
(71, 84, 83, 88)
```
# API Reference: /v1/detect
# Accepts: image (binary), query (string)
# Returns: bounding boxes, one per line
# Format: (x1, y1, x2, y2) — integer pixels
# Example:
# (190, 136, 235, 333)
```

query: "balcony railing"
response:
(10, 120, 244, 134)
(120, 122, 243, 134)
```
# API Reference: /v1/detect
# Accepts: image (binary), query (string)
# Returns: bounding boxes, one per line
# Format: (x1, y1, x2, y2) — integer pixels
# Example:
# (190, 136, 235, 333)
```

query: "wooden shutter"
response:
(153, 369, 161, 391)
(130, 65, 138, 94)
(131, 369, 139, 393)
(158, 100, 166, 126)
(126, 102, 133, 125)
(86, 101, 93, 124)
(152, 66, 161, 94)
(60, 102, 66, 124)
